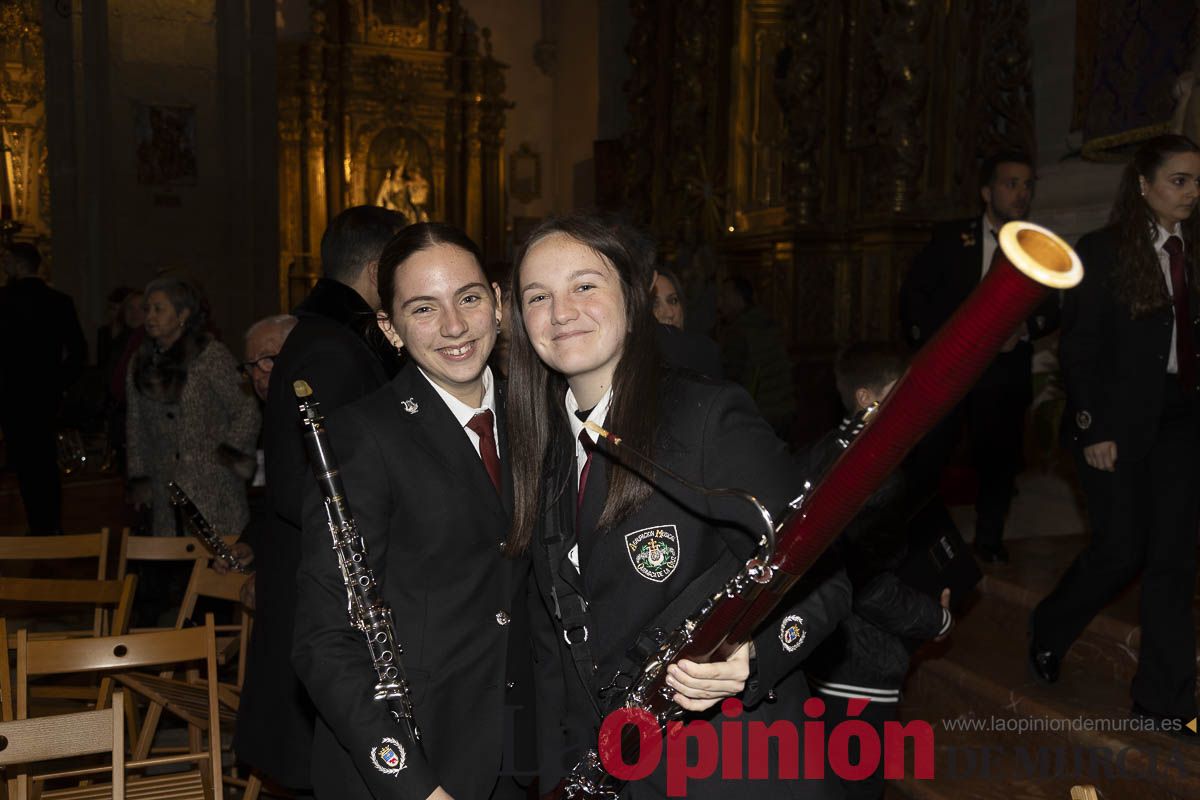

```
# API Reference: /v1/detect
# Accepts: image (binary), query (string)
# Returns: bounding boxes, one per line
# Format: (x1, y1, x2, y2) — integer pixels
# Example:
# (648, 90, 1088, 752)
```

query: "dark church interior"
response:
(0, 0, 1198, 798)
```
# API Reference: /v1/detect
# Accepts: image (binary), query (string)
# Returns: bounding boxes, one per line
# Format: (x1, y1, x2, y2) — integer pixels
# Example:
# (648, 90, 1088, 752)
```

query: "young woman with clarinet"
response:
(292, 223, 533, 800)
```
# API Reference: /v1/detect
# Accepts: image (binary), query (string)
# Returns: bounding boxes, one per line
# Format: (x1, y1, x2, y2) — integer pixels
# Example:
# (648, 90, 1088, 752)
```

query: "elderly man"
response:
(241, 315, 298, 402)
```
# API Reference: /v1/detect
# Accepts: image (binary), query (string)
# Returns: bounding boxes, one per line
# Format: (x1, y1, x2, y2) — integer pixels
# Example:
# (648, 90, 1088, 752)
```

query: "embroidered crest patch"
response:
(370, 737, 407, 776)
(624, 525, 680, 583)
(779, 614, 807, 653)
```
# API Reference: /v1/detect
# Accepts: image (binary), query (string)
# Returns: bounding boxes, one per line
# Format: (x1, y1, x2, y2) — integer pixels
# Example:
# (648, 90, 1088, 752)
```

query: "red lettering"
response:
(828, 719, 882, 781)
(883, 719, 935, 780)
(720, 698, 743, 779)
(747, 720, 799, 779)
(598, 707, 661, 781)
(803, 696, 826, 779)
(665, 719, 718, 797)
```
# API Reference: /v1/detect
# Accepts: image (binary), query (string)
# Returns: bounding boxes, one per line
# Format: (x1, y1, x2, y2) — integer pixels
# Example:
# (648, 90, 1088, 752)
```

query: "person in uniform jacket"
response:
(292, 223, 533, 800)
(802, 344, 951, 800)
(0, 243, 86, 534)
(506, 212, 850, 798)
(1030, 135, 1200, 732)
(236, 206, 405, 793)
(899, 151, 1060, 563)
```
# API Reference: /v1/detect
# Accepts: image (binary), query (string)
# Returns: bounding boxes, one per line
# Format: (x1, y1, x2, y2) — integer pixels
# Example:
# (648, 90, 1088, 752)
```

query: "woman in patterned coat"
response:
(126, 275, 260, 539)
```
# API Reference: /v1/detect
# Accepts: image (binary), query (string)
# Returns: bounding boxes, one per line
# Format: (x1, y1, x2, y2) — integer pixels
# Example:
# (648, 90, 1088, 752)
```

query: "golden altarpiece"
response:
(623, 0, 1035, 425)
(278, 0, 509, 309)
(0, 1, 50, 251)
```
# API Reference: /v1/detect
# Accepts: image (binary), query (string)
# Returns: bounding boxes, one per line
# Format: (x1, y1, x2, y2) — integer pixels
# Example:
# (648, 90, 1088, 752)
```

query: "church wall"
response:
(45, 0, 276, 354)
(458, 0, 555, 253)
(1029, 0, 1123, 244)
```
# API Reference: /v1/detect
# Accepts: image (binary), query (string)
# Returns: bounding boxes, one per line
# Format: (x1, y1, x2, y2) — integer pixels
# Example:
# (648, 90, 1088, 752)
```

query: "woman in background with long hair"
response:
(1031, 134, 1200, 734)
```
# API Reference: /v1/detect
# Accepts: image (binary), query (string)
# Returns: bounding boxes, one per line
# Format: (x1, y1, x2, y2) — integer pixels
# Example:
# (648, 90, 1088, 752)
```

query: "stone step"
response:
(972, 535, 1200, 688)
(891, 589, 1200, 800)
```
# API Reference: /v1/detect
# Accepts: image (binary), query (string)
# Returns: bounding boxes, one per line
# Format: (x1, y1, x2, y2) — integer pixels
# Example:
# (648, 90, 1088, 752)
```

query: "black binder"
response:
(897, 501, 982, 613)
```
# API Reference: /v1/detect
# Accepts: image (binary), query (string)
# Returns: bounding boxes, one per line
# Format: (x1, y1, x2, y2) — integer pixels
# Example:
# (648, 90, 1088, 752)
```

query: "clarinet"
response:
(561, 219, 1085, 797)
(168, 481, 251, 574)
(292, 380, 424, 759)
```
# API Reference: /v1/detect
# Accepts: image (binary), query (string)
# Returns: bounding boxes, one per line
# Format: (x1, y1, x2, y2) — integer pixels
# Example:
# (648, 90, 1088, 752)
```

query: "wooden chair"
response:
(1070, 788, 1099, 800)
(15, 619, 223, 799)
(0, 532, 111, 636)
(0, 619, 10, 723)
(0, 575, 137, 644)
(0, 689, 126, 800)
(131, 562, 251, 790)
(116, 531, 241, 581)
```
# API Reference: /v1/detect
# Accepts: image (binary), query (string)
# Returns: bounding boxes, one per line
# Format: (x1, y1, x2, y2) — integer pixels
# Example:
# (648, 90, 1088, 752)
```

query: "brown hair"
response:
(1110, 134, 1200, 317)
(505, 212, 661, 555)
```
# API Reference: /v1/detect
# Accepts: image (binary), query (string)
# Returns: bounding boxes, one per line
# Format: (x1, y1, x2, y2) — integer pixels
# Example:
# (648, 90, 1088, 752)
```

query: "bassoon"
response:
(563, 220, 1084, 797)
(292, 380, 424, 762)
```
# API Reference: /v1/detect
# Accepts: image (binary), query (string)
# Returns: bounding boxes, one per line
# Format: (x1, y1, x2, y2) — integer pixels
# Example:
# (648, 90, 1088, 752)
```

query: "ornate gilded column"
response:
(477, 28, 510, 264)
(876, 0, 932, 214)
(301, 9, 328, 264)
(774, 1, 824, 226)
(459, 17, 483, 250)
(0, 0, 49, 244)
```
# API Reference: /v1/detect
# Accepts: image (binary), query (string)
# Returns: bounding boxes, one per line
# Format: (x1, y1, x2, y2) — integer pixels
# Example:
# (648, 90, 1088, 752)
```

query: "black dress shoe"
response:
(1131, 703, 1199, 742)
(1028, 639, 1060, 684)
(973, 541, 1009, 564)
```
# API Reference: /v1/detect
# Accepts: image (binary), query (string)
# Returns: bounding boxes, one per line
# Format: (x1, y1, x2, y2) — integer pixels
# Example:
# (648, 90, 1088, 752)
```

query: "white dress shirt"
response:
(980, 214, 1000, 280)
(1154, 222, 1184, 375)
(563, 385, 613, 570)
(416, 365, 497, 455)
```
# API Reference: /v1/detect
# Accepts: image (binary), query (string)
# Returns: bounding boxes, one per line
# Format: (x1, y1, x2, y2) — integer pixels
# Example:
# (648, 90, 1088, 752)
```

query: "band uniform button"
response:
(495, 611, 510, 626)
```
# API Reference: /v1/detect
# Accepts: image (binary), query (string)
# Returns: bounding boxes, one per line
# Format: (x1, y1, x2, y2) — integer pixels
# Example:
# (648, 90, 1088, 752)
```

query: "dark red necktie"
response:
(1164, 236, 1196, 392)
(576, 430, 594, 525)
(466, 410, 501, 493)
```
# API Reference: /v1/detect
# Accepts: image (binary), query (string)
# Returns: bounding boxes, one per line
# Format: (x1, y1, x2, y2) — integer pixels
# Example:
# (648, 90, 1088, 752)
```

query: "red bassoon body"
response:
(564, 220, 1084, 798)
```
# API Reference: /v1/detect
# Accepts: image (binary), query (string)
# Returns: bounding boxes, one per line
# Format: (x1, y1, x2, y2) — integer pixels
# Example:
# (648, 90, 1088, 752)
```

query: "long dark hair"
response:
(1110, 134, 1200, 317)
(132, 274, 211, 403)
(506, 212, 661, 555)
(376, 222, 485, 321)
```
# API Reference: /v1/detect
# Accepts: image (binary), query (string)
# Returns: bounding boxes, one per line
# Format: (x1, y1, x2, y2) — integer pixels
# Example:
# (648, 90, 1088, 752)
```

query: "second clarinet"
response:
(292, 379, 424, 759)
(168, 481, 251, 574)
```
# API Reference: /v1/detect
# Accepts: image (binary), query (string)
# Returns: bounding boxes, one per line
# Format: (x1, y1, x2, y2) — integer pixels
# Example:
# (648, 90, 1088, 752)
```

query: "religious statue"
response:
(374, 140, 430, 225)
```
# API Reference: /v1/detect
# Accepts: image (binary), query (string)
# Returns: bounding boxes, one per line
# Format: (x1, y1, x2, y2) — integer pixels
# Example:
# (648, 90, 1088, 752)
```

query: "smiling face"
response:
(377, 243, 500, 407)
(652, 273, 683, 328)
(519, 233, 629, 408)
(1140, 151, 1200, 230)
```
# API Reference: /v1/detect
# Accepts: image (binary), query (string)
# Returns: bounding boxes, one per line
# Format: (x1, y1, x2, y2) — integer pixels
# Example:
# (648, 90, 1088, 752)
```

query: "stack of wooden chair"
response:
(0, 527, 258, 799)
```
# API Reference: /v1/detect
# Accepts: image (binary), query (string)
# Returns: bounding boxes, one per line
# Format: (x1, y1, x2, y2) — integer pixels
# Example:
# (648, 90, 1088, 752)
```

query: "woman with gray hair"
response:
(126, 274, 260, 540)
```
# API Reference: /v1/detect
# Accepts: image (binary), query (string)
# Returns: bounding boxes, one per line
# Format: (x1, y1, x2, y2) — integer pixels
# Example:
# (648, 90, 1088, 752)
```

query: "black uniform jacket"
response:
(293, 366, 531, 800)
(900, 217, 1060, 397)
(529, 371, 850, 798)
(0, 276, 86, 417)
(236, 279, 398, 787)
(1059, 226, 1200, 460)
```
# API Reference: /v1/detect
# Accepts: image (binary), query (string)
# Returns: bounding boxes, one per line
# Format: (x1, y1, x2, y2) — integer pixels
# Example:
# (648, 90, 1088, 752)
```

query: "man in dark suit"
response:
(293, 224, 531, 799)
(233, 206, 405, 795)
(900, 151, 1060, 563)
(0, 243, 86, 534)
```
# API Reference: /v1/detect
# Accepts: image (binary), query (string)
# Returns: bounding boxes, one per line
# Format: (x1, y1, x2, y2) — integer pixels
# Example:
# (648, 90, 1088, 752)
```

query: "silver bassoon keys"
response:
(293, 380, 424, 756)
